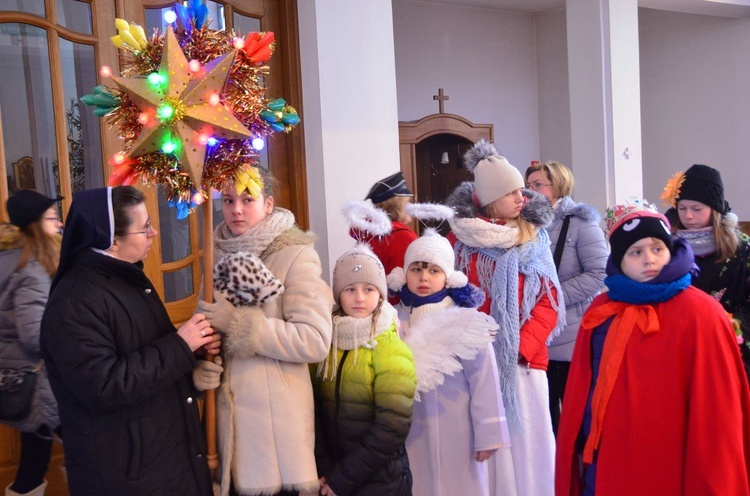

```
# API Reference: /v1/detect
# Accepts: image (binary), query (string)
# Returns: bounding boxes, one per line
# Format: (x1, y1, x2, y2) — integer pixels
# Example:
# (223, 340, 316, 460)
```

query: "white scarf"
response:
(317, 302, 398, 380)
(448, 216, 524, 249)
(213, 208, 295, 260)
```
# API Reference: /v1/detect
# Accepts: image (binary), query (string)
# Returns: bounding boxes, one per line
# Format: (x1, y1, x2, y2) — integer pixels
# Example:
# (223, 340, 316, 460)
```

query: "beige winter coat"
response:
(216, 227, 333, 496)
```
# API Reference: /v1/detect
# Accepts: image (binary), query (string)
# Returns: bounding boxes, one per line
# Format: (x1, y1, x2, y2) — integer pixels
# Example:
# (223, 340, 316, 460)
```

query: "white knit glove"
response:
(192, 357, 223, 391)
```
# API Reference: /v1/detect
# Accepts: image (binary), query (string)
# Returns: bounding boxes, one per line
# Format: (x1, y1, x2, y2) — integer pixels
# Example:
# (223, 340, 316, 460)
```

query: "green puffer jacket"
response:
(313, 323, 416, 496)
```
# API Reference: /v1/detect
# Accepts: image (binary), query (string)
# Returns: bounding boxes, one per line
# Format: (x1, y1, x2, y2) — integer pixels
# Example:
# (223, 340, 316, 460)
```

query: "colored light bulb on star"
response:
(161, 141, 177, 154)
(157, 103, 174, 120)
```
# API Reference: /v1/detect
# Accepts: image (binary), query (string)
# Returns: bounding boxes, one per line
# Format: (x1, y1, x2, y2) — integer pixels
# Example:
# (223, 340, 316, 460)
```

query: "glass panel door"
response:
(0, 23, 59, 197)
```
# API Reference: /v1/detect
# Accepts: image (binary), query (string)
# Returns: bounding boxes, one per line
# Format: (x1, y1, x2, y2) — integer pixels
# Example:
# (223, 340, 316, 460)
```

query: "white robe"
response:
(399, 297, 511, 496)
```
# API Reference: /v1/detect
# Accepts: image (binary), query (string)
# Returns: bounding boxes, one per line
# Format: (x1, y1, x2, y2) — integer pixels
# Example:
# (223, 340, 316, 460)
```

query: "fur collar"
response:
(261, 226, 317, 258)
(445, 182, 553, 227)
(0, 224, 22, 252)
(555, 196, 600, 223)
(445, 183, 554, 249)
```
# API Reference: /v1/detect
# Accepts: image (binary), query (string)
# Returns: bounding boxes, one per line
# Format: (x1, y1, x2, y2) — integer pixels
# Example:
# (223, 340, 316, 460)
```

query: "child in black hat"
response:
(556, 197, 750, 495)
(354, 172, 418, 302)
(661, 163, 750, 378)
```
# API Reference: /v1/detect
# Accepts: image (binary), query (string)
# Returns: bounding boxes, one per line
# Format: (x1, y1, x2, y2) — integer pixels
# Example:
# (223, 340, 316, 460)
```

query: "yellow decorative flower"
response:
(111, 19, 148, 53)
(235, 166, 264, 198)
(660, 171, 685, 208)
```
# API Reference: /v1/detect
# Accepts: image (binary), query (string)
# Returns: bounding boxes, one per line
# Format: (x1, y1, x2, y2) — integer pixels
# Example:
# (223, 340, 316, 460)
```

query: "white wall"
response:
(535, 8, 571, 171)
(298, 0, 402, 280)
(392, 0, 540, 171)
(639, 8, 750, 219)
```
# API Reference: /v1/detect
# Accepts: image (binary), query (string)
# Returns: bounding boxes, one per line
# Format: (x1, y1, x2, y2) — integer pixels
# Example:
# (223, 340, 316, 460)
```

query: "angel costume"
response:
(393, 281, 511, 496)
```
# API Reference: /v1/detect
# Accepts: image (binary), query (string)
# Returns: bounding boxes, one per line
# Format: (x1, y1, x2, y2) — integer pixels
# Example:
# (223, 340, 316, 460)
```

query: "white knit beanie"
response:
(401, 229, 468, 289)
(465, 140, 524, 207)
(332, 244, 387, 305)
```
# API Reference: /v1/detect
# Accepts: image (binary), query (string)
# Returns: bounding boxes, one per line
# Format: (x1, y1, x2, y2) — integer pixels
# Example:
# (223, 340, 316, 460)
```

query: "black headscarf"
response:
(51, 187, 114, 292)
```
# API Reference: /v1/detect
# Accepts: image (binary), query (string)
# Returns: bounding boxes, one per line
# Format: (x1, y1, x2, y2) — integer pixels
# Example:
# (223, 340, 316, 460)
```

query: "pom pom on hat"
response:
(605, 197, 673, 268)
(403, 228, 467, 288)
(332, 244, 387, 305)
(464, 140, 524, 207)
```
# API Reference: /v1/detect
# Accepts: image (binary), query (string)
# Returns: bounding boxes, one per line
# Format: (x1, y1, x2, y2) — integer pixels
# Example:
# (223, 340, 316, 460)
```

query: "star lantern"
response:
(112, 27, 254, 188)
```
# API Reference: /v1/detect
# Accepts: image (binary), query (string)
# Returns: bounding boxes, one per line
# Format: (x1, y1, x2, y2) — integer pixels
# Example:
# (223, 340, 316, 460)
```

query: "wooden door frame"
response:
(398, 113, 493, 201)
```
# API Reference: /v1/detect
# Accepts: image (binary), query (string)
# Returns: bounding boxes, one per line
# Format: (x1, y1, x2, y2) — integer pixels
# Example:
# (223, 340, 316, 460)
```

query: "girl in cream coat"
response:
(198, 166, 333, 496)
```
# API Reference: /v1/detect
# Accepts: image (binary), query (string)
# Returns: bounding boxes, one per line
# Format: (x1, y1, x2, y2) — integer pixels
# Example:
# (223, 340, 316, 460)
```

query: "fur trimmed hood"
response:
(556, 196, 600, 223)
(445, 181, 554, 228)
(0, 223, 22, 252)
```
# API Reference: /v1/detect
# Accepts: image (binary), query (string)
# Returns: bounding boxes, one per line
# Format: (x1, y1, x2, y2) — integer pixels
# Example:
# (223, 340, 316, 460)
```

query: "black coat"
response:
(41, 250, 212, 496)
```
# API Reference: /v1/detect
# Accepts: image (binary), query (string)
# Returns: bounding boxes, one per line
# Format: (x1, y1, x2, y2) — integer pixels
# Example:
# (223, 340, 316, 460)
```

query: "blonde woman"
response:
(524, 161, 608, 434)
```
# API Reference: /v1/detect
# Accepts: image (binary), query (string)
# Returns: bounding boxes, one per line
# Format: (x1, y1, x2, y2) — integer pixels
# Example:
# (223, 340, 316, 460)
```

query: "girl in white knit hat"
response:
(312, 244, 416, 496)
(444, 140, 565, 496)
(387, 227, 510, 496)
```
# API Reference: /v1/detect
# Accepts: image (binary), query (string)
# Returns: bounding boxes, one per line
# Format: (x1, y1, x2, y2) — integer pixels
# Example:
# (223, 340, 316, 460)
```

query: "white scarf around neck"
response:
(317, 302, 398, 380)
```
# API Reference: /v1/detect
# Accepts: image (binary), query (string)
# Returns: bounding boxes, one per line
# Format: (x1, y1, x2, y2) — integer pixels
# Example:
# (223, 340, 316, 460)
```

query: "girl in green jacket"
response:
(313, 244, 416, 496)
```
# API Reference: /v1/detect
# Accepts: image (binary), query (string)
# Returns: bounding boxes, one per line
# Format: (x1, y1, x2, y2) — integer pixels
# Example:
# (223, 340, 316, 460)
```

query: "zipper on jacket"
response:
(333, 350, 349, 455)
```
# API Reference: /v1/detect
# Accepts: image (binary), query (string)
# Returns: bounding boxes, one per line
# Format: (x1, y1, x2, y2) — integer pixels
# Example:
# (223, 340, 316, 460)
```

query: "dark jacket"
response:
(40, 249, 211, 496)
(313, 324, 416, 496)
(690, 232, 750, 378)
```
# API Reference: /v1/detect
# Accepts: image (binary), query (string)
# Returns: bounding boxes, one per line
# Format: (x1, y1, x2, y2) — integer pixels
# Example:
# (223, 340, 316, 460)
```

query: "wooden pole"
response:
(202, 192, 218, 475)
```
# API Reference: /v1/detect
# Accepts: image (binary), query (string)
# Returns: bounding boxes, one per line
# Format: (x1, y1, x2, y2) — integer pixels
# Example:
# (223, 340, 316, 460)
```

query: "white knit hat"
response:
(332, 244, 387, 305)
(465, 140, 524, 207)
(389, 228, 468, 289)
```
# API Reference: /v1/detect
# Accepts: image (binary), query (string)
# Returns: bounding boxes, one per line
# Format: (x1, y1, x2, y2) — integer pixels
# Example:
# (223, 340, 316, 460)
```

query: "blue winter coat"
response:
(546, 197, 608, 361)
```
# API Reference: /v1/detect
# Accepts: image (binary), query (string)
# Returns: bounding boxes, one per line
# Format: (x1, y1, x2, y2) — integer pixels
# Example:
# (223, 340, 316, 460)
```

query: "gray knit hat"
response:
(464, 140, 524, 207)
(332, 244, 387, 305)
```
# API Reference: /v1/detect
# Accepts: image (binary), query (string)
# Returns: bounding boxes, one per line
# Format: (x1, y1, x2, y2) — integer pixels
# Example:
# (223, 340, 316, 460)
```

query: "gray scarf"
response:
(675, 226, 716, 257)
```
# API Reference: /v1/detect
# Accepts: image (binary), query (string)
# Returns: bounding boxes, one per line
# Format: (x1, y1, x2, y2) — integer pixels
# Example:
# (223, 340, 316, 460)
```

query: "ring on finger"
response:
(200, 329, 206, 337)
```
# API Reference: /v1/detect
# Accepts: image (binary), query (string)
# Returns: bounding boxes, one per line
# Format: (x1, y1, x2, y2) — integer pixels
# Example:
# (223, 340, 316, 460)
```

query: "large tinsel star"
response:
(112, 27, 253, 187)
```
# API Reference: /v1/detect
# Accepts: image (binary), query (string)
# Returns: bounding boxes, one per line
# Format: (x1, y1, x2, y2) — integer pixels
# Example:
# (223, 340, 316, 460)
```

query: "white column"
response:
(566, 0, 643, 213)
(298, 0, 401, 281)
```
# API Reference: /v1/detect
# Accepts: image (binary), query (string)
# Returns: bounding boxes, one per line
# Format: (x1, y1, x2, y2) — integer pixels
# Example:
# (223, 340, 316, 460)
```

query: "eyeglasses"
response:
(43, 217, 61, 223)
(121, 219, 154, 236)
(526, 181, 552, 190)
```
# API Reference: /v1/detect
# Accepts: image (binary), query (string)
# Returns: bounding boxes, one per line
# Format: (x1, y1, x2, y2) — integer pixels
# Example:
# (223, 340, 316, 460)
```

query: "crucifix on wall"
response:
(433, 88, 449, 114)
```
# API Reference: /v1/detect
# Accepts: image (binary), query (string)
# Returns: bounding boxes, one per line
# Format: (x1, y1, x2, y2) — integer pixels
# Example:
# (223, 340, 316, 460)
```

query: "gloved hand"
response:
(196, 292, 235, 334)
(193, 357, 223, 391)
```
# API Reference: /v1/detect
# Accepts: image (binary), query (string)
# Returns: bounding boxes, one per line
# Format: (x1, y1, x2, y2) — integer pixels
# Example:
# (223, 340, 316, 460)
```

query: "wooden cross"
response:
(433, 88, 449, 114)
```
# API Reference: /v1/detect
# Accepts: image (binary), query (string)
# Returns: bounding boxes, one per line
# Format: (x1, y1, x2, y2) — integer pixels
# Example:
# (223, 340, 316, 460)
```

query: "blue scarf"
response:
(455, 228, 565, 434)
(605, 238, 695, 305)
(398, 287, 449, 308)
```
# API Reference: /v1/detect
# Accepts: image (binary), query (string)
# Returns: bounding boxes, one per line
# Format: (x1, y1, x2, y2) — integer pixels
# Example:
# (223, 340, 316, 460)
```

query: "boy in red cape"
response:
(556, 198, 750, 495)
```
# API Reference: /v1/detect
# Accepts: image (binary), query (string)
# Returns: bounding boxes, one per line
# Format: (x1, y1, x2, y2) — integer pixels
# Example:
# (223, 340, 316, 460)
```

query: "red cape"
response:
(556, 286, 750, 495)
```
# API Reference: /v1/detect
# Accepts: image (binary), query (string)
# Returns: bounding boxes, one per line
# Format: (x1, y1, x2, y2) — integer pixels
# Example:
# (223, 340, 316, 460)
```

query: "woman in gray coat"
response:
(0, 190, 63, 496)
(525, 162, 608, 435)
